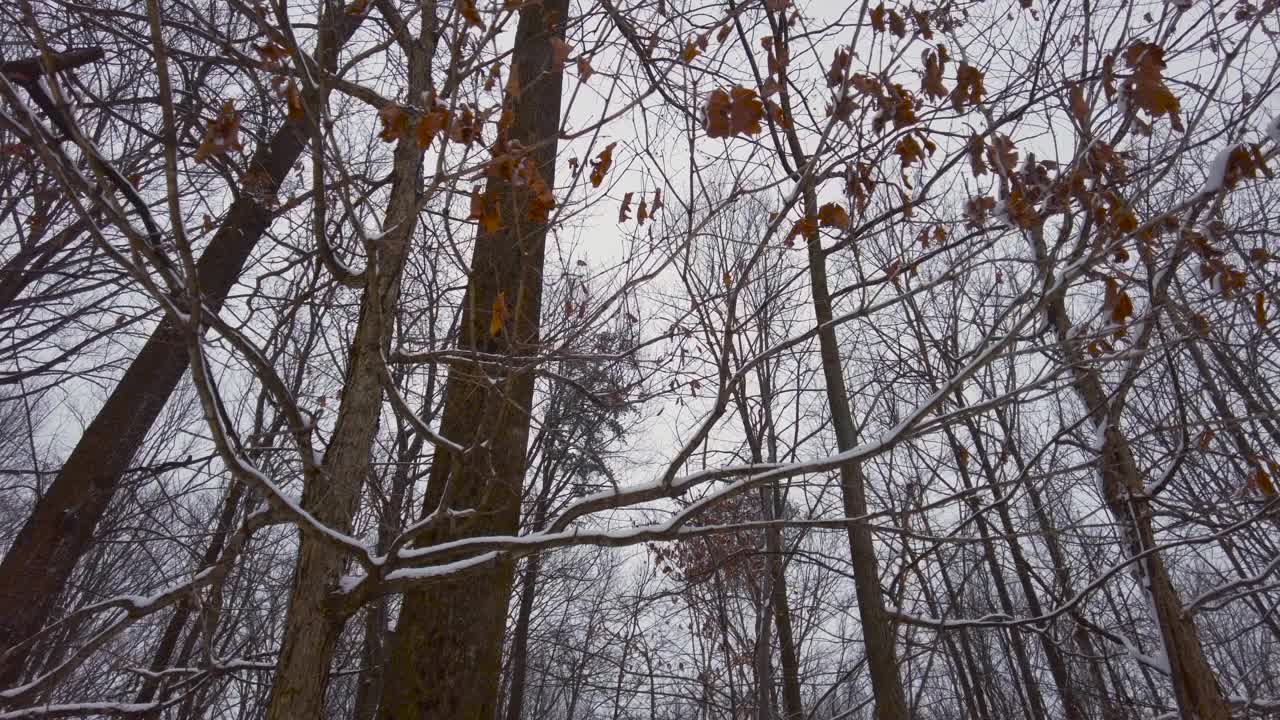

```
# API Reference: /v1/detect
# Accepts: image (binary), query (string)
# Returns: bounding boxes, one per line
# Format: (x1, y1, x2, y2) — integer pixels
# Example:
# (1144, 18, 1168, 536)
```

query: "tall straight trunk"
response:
(263, 12, 432, 718)
(898, 285, 1086, 720)
(943, 432, 1045, 720)
(800, 207, 908, 719)
(991, 403, 1126, 720)
(964, 431, 1086, 720)
(736, 369, 804, 720)
(377, 3, 567, 717)
(504, 493, 554, 720)
(503, 554, 542, 720)
(1043, 266, 1229, 718)
(0, 6, 362, 687)
(764, 490, 804, 720)
(914, 514, 993, 720)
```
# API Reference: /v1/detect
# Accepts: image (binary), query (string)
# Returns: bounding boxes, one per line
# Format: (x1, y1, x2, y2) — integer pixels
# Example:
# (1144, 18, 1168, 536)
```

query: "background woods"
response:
(2, 0, 1280, 719)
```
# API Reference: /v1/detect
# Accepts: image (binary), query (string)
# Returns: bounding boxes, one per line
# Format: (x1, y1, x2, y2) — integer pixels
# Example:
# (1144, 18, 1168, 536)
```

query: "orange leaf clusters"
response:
(916, 223, 946, 248)
(624, 190, 661, 226)
(285, 80, 304, 121)
(1121, 42, 1181, 128)
(254, 41, 290, 71)
(590, 142, 616, 188)
(194, 102, 242, 163)
(827, 48, 851, 89)
(761, 36, 789, 78)
(894, 131, 936, 181)
(785, 216, 818, 247)
(378, 105, 411, 142)
(870, 3, 907, 37)
(470, 185, 503, 233)
(486, 131, 556, 223)
(619, 191, 633, 223)
(1214, 144, 1270, 192)
(1003, 190, 1040, 230)
(1103, 276, 1134, 337)
(1069, 84, 1090, 125)
(950, 63, 984, 113)
(460, 0, 485, 29)
(846, 162, 876, 215)
(818, 202, 850, 229)
(681, 37, 702, 63)
(416, 103, 450, 149)
(705, 86, 765, 138)
(381, 100, 485, 149)
(869, 80, 917, 133)
(921, 46, 947, 100)
(964, 195, 995, 228)
(1251, 467, 1277, 496)
(518, 158, 556, 223)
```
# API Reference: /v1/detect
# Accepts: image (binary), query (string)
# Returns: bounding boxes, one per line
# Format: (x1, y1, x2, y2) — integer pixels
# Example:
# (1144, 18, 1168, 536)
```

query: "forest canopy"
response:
(2, 1, 1280, 719)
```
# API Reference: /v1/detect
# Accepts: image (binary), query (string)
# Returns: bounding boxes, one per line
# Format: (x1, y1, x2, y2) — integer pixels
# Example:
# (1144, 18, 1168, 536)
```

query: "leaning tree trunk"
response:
(0, 6, 362, 687)
(1037, 219, 1230, 719)
(377, 3, 568, 717)
(262, 11, 432, 718)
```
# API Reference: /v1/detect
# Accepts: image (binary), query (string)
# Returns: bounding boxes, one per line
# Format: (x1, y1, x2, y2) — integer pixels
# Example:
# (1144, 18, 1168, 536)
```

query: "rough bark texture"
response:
(263, 12, 431, 718)
(0, 9, 360, 686)
(377, 3, 567, 717)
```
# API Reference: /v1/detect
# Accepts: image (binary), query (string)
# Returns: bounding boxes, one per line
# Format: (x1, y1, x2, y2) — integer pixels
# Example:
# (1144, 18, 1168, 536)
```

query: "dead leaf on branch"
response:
(705, 86, 765, 138)
(1122, 42, 1181, 126)
(469, 185, 503, 233)
(490, 291, 508, 337)
(818, 202, 850, 229)
(590, 142, 616, 188)
(950, 63, 984, 112)
(194, 101, 242, 163)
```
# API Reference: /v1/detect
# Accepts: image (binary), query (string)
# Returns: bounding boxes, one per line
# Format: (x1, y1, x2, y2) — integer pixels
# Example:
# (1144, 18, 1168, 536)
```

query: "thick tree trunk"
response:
(377, 4, 567, 717)
(263, 12, 431, 717)
(0, 8, 361, 687)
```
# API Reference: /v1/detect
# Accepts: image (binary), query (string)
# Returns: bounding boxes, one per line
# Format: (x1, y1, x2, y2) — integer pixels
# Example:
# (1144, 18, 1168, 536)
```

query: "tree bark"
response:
(1044, 259, 1229, 719)
(801, 213, 908, 719)
(377, 3, 567, 717)
(0, 8, 361, 687)
(263, 9, 431, 717)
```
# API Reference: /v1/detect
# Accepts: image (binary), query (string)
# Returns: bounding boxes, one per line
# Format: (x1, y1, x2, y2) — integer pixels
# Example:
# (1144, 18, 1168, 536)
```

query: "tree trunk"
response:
(801, 203, 908, 719)
(503, 550, 543, 720)
(1044, 267, 1229, 719)
(376, 3, 567, 718)
(262, 11, 431, 717)
(0, 7, 362, 687)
